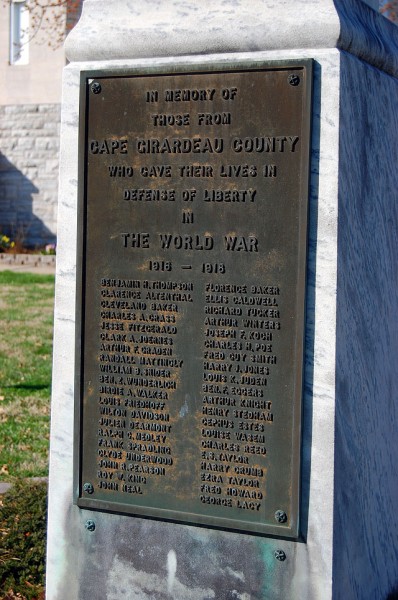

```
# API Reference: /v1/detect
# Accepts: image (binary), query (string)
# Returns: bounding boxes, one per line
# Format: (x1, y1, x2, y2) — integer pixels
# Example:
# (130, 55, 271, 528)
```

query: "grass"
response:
(0, 480, 47, 600)
(0, 271, 53, 600)
(0, 271, 55, 481)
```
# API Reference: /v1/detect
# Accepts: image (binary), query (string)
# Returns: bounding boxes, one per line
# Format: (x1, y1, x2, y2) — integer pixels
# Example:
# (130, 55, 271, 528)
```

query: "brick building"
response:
(0, 1, 81, 247)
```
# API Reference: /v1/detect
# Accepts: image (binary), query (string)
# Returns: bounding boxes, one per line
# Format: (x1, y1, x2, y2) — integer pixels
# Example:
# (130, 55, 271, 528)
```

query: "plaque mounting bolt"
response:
(275, 550, 286, 562)
(83, 482, 94, 494)
(275, 510, 287, 524)
(91, 82, 102, 94)
(288, 74, 300, 86)
(85, 520, 96, 532)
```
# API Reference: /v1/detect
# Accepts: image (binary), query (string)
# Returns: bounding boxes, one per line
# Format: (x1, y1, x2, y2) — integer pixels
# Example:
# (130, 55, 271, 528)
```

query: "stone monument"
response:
(46, 1, 398, 598)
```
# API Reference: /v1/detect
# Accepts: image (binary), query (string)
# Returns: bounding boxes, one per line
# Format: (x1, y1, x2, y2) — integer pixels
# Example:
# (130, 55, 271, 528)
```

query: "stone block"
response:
(47, 2, 398, 599)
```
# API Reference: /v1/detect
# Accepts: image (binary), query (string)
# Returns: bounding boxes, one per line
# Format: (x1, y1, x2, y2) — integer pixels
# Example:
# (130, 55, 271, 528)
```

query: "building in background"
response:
(0, 1, 395, 249)
(0, 0, 81, 248)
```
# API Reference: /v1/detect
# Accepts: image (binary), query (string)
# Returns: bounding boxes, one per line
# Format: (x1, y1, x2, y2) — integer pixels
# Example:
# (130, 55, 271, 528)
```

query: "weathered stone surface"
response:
(333, 52, 398, 600)
(47, 2, 398, 599)
(66, 0, 398, 77)
(47, 48, 338, 600)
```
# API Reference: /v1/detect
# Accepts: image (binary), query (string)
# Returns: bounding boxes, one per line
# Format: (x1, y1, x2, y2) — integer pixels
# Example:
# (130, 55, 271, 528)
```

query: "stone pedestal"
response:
(46, 2, 398, 598)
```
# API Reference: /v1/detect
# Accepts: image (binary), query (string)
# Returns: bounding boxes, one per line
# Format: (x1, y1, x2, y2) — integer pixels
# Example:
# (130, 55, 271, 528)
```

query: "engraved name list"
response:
(76, 63, 312, 537)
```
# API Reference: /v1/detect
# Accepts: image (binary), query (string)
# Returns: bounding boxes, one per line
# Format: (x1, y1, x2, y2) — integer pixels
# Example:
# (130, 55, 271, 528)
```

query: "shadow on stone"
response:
(0, 151, 56, 248)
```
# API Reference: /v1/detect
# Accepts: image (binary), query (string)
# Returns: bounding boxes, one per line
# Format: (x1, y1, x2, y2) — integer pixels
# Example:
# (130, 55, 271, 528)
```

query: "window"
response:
(10, 0, 29, 65)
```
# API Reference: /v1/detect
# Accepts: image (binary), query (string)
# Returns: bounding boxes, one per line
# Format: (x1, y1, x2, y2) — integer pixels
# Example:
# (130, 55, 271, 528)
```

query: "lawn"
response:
(0, 270, 54, 600)
(0, 271, 55, 481)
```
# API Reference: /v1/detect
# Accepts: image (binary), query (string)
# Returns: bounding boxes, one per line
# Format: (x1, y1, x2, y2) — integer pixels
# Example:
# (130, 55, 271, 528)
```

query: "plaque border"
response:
(74, 59, 313, 539)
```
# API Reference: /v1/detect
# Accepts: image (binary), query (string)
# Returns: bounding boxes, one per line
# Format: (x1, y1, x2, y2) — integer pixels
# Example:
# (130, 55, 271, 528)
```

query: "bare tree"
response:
(4, 0, 82, 49)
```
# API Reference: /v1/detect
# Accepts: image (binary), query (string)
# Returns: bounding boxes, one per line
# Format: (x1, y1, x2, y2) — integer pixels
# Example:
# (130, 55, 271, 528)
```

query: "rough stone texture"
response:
(65, 0, 341, 61)
(0, 104, 59, 247)
(361, 0, 378, 8)
(46, 1, 398, 599)
(333, 52, 398, 600)
(334, 0, 398, 77)
(47, 47, 339, 600)
(65, 0, 398, 77)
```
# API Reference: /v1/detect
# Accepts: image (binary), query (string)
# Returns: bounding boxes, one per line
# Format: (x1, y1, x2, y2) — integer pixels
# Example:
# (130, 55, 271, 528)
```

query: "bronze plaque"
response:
(75, 62, 312, 538)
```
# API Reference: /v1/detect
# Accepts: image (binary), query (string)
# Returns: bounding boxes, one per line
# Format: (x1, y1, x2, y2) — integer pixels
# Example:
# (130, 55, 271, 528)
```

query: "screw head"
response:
(288, 74, 300, 86)
(275, 550, 286, 562)
(91, 82, 102, 94)
(85, 520, 96, 532)
(83, 482, 94, 494)
(275, 510, 287, 524)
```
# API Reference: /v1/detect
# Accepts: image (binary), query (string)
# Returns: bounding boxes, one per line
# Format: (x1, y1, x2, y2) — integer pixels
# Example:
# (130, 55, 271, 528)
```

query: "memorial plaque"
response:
(75, 61, 312, 538)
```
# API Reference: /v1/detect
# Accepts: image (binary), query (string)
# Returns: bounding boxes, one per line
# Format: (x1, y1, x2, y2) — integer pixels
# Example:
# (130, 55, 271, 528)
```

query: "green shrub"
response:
(0, 480, 47, 600)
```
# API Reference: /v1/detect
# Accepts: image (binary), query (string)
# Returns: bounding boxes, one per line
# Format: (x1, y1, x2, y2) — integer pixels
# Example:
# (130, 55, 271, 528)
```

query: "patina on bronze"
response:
(75, 61, 312, 538)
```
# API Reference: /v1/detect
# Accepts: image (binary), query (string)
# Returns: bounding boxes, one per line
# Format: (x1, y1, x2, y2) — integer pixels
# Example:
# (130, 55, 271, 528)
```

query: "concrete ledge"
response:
(65, 0, 398, 77)
(65, 0, 341, 61)
(0, 253, 56, 273)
